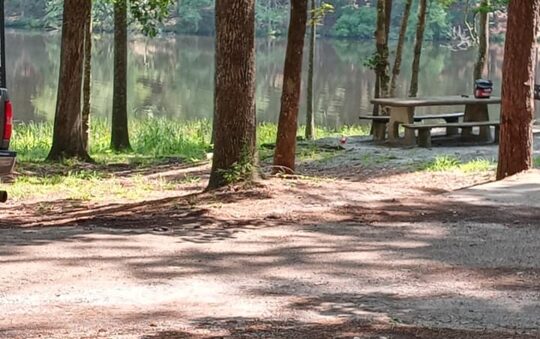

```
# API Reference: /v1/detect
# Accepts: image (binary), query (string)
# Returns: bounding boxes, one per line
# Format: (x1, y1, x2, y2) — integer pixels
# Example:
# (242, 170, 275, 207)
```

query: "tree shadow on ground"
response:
(333, 195, 540, 227)
(140, 318, 538, 338)
(17, 158, 209, 180)
(0, 185, 273, 228)
(0, 187, 280, 251)
(1, 183, 540, 336)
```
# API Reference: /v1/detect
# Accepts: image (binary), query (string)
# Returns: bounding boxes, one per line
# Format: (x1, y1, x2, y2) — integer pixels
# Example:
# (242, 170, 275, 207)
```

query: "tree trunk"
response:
(384, 0, 393, 41)
(496, 0, 539, 180)
(473, 0, 490, 80)
(82, 1, 92, 151)
(47, 0, 92, 161)
(409, 0, 428, 98)
(372, 75, 380, 115)
(208, 0, 257, 189)
(390, 0, 412, 97)
(273, 0, 309, 174)
(305, 0, 316, 140)
(375, 0, 390, 100)
(111, 0, 131, 151)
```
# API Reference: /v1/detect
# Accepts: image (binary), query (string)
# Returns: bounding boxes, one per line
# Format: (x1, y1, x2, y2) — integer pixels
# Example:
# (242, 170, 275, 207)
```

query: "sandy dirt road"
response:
(1, 169, 539, 338)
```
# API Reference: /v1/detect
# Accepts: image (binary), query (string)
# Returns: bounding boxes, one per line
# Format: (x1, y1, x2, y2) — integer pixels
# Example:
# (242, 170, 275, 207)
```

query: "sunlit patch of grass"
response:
(534, 156, 540, 168)
(8, 170, 180, 202)
(422, 155, 460, 171)
(130, 118, 212, 161)
(459, 159, 494, 172)
(11, 118, 212, 163)
(10, 171, 110, 201)
(257, 122, 279, 147)
(420, 155, 495, 173)
(12, 121, 54, 162)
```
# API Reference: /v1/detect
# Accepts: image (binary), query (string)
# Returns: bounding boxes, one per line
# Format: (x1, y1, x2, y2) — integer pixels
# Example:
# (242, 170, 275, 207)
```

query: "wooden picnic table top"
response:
(371, 96, 501, 107)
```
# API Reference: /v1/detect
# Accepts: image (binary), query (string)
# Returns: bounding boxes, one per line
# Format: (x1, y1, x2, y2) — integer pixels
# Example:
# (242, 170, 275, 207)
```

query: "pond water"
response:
(6, 30, 519, 127)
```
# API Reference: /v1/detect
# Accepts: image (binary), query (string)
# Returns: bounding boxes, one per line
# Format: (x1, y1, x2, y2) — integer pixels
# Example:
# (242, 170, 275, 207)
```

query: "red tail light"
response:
(3, 100, 12, 140)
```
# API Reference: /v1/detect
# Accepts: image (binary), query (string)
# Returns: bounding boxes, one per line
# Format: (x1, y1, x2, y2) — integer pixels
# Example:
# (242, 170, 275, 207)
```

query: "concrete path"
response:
(448, 170, 540, 207)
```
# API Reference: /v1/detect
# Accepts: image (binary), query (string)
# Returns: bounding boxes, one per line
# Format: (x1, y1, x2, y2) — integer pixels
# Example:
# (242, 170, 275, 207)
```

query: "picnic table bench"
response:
(359, 112, 465, 136)
(369, 96, 501, 147)
(402, 121, 500, 148)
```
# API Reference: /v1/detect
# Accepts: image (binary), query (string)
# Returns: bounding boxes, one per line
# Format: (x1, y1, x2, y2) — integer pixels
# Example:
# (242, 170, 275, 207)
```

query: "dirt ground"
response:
(1, 137, 540, 339)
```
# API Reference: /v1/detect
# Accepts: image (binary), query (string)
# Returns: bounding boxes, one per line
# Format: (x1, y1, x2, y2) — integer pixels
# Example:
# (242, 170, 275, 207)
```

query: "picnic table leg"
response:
(444, 117, 460, 136)
(463, 103, 492, 142)
(388, 106, 415, 145)
(373, 121, 387, 141)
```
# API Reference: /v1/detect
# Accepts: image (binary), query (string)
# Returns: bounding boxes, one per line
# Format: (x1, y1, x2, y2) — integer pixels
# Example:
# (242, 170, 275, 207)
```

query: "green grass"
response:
(297, 146, 339, 163)
(257, 122, 370, 146)
(420, 155, 495, 173)
(8, 119, 369, 201)
(12, 119, 370, 164)
(535, 156, 540, 168)
(8, 171, 183, 201)
(258, 123, 370, 162)
(13, 118, 213, 163)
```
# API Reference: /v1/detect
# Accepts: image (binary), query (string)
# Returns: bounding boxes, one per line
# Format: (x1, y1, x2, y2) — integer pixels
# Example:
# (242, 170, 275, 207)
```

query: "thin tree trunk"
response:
(82, 1, 92, 152)
(305, 0, 316, 140)
(273, 0, 309, 174)
(464, 0, 479, 44)
(409, 0, 428, 98)
(384, 0, 393, 42)
(375, 0, 390, 100)
(390, 0, 412, 97)
(47, 0, 92, 161)
(111, 0, 131, 151)
(496, 0, 539, 180)
(372, 0, 390, 137)
(473, 0, 490, 80)
(208, 0, 257, 189)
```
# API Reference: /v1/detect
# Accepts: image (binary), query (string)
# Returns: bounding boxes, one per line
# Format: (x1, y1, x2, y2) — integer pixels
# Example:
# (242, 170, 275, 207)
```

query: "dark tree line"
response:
(6, 0, 505, 41)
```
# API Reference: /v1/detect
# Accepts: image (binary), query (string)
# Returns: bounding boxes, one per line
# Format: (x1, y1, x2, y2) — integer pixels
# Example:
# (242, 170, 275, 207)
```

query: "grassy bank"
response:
(6, 119, 369, 201)
(7, 119, 537, 202)
(420, 156, 495, 173)
(13, 118, 370, 164)
(13, 118, 213, 163)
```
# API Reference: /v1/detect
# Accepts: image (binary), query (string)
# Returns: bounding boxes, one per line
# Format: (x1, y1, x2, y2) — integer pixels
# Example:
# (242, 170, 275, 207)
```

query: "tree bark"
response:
(208, 0, 257, 189)
(111, 0, 131, 151)
(384, 0, 393, 42)
(305, 0, 316, 140)
(273, 0, 309, 174)
(375, 0, 390, 100)
(390, 0, 412, 97)
(496, 0, 539, 180)
(82, 1, 92, 151)
(473, 0, 490, 80)
(47, 0, 92, 161)
(409, 0, 428, 98)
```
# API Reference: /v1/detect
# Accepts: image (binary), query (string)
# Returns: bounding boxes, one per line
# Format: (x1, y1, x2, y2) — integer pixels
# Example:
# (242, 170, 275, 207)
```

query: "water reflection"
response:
(6, 30, 517, 127)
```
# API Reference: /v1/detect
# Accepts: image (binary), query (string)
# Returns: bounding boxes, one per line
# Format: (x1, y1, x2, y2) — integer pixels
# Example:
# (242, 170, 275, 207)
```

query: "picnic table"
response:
(369, 96, 502, 147)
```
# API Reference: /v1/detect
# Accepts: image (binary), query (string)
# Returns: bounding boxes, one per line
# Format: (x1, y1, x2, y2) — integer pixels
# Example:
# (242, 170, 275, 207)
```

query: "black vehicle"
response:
(0, 0, 16, 203)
